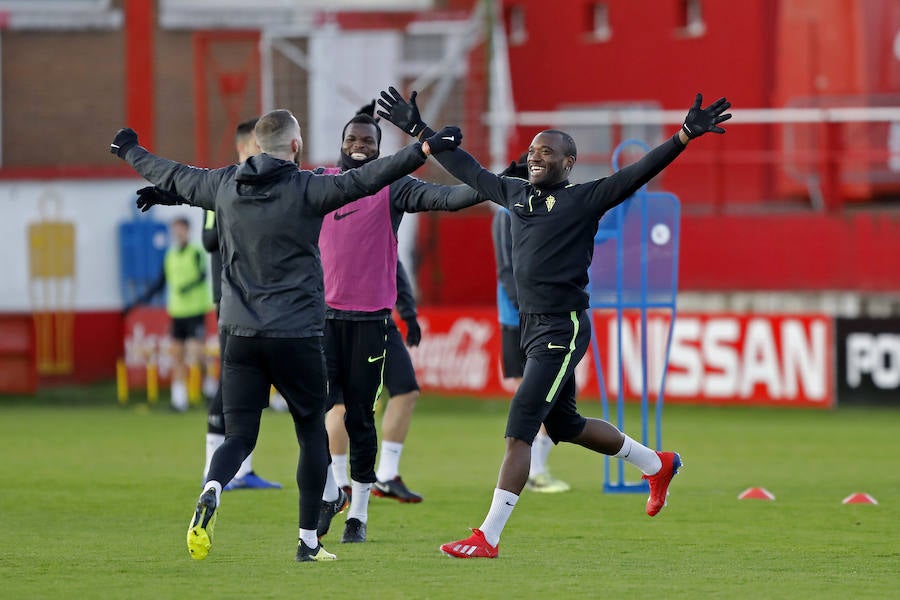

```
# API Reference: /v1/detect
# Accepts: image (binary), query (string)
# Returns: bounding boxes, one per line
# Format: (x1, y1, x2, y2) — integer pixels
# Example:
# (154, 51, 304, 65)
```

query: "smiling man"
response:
(314, 105, 486, 544)
(377, 88, 731, 558)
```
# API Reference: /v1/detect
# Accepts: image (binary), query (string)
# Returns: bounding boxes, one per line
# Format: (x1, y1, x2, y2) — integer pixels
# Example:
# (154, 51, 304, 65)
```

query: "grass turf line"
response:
(0, 387, 897, 599)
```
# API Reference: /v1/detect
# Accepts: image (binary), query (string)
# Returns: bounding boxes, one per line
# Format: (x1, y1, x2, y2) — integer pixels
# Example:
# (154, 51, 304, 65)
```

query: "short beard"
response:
(339, 151, 379, 170)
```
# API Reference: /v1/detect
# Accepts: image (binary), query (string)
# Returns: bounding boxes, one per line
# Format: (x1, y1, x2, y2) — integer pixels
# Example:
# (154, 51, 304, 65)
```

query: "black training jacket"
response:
(491, 207, 518, 309)
(433, 135, 685, 314)
(394, 260, 417, 321)
(123, 143, 427, 337)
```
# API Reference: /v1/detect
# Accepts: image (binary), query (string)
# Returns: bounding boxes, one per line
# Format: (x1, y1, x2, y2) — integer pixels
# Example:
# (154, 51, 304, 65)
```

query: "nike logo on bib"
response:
(367, 355, 384, 363)
(334, 209, 360, 221)
(547, 343, 567, 350)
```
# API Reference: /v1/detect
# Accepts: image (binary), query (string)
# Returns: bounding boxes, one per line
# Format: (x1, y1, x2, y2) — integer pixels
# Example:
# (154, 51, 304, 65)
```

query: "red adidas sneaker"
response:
(642, 451, 682, 516)
(440, 529, 499, 559)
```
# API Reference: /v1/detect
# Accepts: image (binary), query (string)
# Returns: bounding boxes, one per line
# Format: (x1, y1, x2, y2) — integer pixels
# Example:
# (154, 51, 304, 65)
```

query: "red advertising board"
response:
(122, 307, 217, 386)
(122, 306, 834, 408)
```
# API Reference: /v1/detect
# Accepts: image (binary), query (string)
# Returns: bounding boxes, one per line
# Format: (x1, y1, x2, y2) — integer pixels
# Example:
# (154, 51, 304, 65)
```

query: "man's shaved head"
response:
(540, 129, 577, 159)
(254, 109, 302, 158)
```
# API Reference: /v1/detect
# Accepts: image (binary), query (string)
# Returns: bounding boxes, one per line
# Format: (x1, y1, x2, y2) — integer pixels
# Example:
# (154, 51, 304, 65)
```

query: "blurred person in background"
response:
(128, 216, 211, 412)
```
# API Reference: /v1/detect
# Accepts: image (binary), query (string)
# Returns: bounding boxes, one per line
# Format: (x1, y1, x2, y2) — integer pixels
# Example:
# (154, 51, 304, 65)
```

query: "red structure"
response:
(335, 0, 900, 300)
(428, 0, 900, 297)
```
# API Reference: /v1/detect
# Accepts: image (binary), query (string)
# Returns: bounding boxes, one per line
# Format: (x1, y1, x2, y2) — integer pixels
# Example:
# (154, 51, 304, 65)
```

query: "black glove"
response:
(424, 126, 462, 155)
(110, 128, 139, 158)
(135, 186, 184, 213)
(681, 94, 732, 139)
(376, 86, 432, 138)
(404, 317, 422, 347)
(357, 99, 377, 118)
(500, 160, 528, 179)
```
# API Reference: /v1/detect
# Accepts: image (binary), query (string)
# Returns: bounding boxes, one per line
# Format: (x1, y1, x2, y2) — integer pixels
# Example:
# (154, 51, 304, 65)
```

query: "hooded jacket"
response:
(124, 142, 427, 337)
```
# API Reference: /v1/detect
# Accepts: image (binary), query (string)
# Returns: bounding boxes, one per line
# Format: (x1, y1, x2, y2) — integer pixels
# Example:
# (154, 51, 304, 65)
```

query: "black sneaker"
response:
(316, 487, 349, 539)
(295, 539, 336, 562)
(341, 518, 367, 543)
(372, 476, 423, 503)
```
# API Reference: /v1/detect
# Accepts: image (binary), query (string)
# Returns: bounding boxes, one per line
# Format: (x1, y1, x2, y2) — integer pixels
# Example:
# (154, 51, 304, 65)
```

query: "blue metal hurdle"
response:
(588, 139, 681, 494)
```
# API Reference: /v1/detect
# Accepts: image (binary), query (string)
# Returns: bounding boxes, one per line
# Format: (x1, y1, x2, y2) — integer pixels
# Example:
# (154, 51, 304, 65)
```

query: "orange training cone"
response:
(842, 493, 877, 505)
(738, 487, 775, 501)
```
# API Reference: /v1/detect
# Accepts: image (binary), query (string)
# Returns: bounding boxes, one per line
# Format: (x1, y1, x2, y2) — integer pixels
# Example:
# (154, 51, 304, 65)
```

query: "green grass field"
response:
(1, 386, 897, 599)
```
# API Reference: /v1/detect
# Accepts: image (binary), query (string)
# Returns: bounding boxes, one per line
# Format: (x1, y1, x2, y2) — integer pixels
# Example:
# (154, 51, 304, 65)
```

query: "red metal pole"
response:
(125, 0, 155, 149)
(822, 121, 843, 212)
(193, 33, 209, 166)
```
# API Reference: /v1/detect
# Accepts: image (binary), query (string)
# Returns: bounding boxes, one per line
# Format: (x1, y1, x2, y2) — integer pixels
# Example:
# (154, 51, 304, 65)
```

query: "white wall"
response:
(308, 27, 404, 165)
(0, 179, 207, 311)
(308, 28, 418, 290)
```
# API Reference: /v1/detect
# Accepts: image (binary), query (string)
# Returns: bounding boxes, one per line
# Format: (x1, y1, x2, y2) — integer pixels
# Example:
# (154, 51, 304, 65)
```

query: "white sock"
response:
(323, 463, 339, 502)
(171, 381, 188, 411)
(235, 452, 254, 479)
(529, 432, 552, 477)
(479, 488, 518, 547)
(269, 390, 289, 412)
(615, 434, 662, 475)
(298, 528, 318, 549)
(202, 375, 218, 399)
(203, 433, 225, 480)
(375, 441, 404, 482)
(347, 480, 372, 523)
(203, 480, 223, 505)
(331, 454, 350, 488)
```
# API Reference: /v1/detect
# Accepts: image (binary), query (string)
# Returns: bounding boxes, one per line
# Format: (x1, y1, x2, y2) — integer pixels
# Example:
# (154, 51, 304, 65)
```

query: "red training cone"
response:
(842, 493, 877, 505)
(738, 487, 775, 501)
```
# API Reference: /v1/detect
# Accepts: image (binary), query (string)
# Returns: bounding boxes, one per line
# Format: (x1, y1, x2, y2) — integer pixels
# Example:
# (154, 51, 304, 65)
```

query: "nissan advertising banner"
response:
(406, 309, 834, 408)
(836, 317, 900, 406)
(122, 307, 835, 408)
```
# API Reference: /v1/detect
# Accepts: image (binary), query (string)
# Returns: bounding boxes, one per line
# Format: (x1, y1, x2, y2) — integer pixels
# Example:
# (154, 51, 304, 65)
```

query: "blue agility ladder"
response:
(588, 139, 681, 494)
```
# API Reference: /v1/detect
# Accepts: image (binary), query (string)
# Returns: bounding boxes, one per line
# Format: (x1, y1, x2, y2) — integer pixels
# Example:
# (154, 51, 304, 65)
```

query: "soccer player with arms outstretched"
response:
(314, 105, 484, 543)
(377, 88, 731, 558)
(110, 109, 461, 562)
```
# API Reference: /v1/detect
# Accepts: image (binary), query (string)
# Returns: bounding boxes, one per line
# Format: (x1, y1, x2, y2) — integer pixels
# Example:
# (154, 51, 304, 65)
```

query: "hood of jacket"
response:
(235, 153, 298, 184)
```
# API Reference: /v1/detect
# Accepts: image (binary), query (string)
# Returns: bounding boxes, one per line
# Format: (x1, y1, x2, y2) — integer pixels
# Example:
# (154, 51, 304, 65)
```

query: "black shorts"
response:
(171, 314, 206, 341)
(500, 324, 525, 379)
(505, 311, 591, 445)
(330, 319, 419, 405)
(384, 318, 419, 397)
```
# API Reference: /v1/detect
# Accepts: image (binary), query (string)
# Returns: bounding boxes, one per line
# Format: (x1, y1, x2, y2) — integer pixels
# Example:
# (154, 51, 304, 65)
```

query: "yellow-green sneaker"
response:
(526, 472, 571, 493)
(187, 488, 218, 560)
(296, 540, 337, 562)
